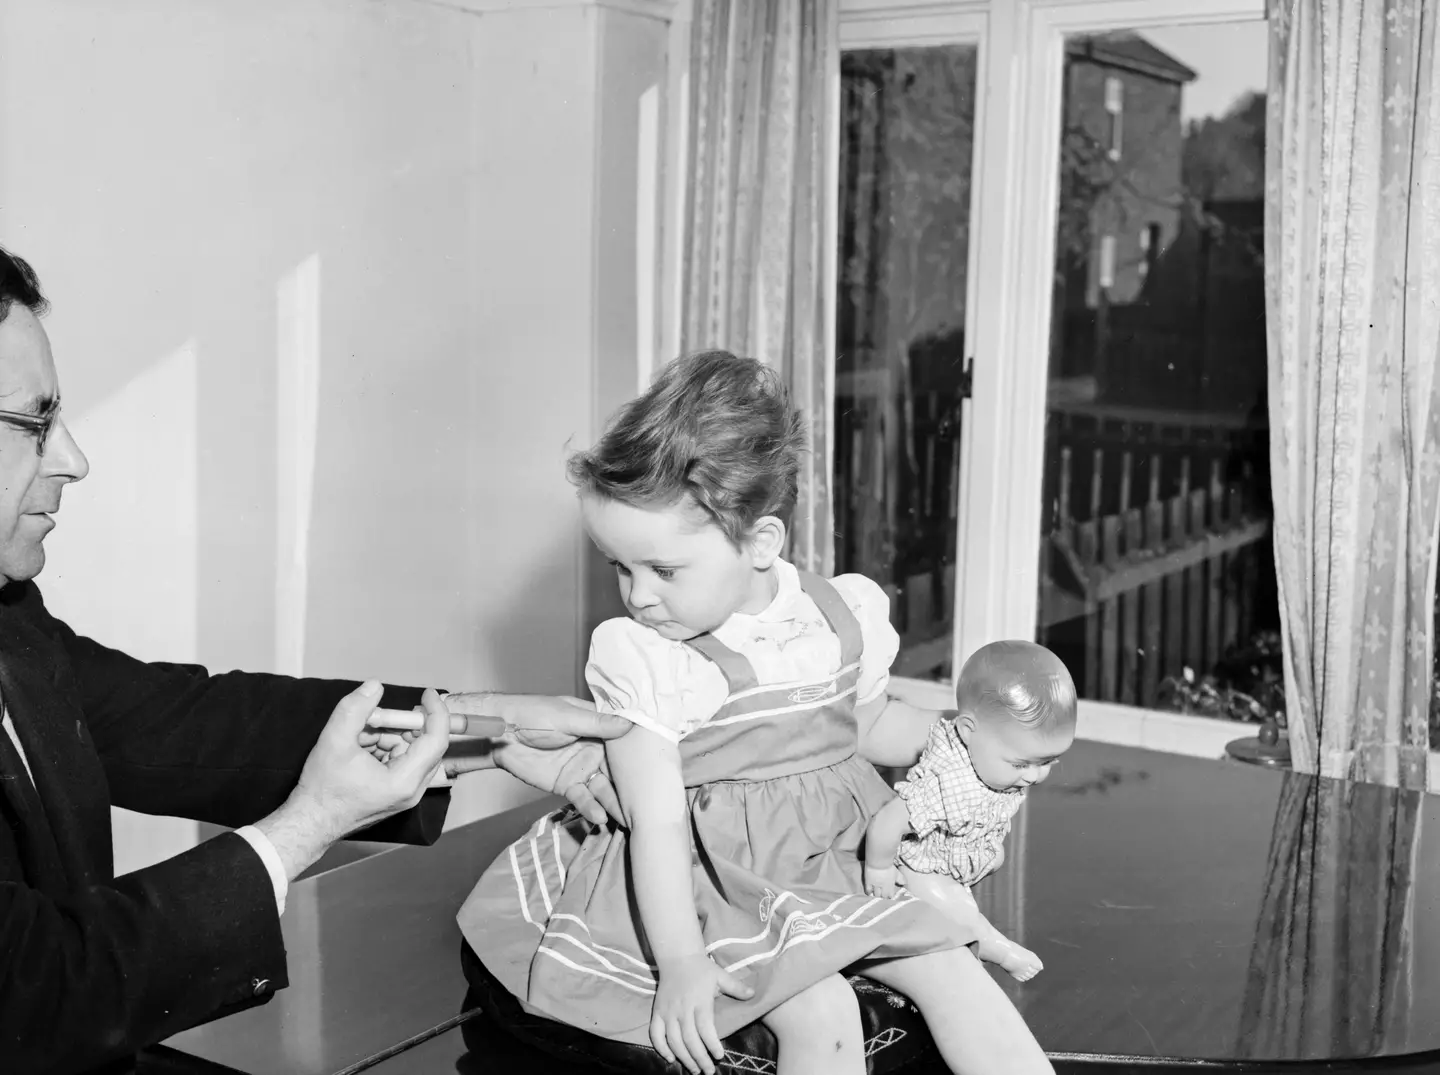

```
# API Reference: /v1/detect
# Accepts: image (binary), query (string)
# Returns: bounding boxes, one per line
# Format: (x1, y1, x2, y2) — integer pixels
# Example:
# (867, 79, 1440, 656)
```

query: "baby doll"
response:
(863, 640, 1077, 982)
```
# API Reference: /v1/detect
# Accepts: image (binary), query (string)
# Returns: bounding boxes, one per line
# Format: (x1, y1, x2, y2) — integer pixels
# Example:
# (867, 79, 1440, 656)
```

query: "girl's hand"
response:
(864, 862, 901, 898)
(651, 954, 752, 1074)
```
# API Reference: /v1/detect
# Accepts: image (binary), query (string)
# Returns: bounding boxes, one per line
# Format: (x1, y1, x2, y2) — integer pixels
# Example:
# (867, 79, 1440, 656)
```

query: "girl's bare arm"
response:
(605, 726, 704, 960)
(856, 694, 946, 768)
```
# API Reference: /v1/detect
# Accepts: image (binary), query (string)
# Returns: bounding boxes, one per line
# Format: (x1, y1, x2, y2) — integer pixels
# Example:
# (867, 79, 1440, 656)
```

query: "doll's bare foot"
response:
(898, 865, 1043, 980)
(978, 929, 1043, 982)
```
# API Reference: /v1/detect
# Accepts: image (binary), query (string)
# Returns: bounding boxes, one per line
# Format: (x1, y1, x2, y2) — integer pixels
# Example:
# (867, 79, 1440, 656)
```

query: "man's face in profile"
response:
(0, 306, 88, 587)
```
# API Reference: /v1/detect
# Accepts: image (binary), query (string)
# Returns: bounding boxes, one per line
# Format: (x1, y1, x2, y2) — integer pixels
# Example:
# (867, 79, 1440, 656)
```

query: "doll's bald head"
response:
(954, 641, 1077, 736)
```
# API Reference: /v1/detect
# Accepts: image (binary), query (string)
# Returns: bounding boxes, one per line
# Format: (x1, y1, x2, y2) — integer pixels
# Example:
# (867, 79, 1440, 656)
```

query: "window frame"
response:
(649, 0, 1440, 778)
(935, 0, 1266, 681)
(660, 0, 1269, 690)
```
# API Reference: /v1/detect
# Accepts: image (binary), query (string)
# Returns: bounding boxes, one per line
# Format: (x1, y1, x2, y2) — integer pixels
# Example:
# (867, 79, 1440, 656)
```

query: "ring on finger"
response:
(584, 771, 603, 786)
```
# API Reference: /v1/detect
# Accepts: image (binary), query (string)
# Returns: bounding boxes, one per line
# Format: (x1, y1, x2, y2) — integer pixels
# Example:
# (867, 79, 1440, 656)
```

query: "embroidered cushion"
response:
(460, 941, 939, 1073)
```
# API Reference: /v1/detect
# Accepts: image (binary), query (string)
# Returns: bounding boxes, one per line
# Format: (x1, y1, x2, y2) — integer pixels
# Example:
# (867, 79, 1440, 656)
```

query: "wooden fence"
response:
(834, 374, 963, 681)
(1037, 444, 1271, 706)
(834, 394, 1273, 693)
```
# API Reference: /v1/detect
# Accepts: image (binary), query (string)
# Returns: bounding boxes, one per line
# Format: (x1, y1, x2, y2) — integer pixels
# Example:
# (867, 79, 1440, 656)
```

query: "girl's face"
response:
(581, 494, 781, 640)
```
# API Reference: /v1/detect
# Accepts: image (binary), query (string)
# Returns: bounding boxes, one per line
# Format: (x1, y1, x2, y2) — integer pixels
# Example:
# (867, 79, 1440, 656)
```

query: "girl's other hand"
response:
(864, 862, 901, 898)
(651, 954, 752, 1074)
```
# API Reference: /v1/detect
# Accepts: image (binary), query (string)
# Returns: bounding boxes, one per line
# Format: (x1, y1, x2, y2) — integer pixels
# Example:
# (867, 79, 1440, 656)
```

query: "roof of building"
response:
(1066, 33, 1198, 84)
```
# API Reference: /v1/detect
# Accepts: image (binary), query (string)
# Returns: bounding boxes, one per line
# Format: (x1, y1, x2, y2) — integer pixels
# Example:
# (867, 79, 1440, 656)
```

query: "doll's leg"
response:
(860, 949, 1054, 1075)
(759, 973, 865, 1075)
(898, 864, 1043, 981)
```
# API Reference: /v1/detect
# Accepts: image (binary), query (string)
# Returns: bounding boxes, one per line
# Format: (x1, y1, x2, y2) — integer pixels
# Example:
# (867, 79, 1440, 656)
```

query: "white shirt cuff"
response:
(235, 825, 289, 916)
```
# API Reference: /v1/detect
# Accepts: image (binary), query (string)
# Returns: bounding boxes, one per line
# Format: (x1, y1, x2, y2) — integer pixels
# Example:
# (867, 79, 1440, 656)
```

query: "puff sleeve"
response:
(831, 573, 901, 705)
(585, 617, 723, 742)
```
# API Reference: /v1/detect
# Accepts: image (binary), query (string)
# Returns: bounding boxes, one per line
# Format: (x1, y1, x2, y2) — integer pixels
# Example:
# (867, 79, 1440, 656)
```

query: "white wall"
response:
(0, 0, 674, 870)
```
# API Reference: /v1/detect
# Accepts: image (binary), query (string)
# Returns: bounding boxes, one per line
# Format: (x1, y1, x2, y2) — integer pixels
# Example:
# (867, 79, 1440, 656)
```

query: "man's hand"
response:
(437, 732, 624, 827)
(363, 693, 631, 825)
(256, 682, 451, 880)
(441, 693, 629, 826)
(501, 737, 624, 827)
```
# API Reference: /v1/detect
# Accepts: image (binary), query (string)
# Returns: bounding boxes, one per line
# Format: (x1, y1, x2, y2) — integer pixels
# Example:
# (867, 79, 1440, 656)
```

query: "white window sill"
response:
(887, 676, 1440, 793)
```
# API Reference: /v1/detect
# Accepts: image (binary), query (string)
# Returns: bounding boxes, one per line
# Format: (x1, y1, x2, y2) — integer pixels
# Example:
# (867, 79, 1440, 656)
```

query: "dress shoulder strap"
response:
(796, 570, 866, 670)
(682, 632, 760, 694)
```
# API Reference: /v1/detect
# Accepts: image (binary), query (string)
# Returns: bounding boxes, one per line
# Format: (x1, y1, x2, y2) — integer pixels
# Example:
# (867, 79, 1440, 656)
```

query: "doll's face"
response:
(958, 709, 1074, 791)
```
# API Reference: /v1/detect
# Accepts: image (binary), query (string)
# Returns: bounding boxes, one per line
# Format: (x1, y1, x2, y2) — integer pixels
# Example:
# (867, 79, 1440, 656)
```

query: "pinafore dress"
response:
(457, 571, 978, 1044)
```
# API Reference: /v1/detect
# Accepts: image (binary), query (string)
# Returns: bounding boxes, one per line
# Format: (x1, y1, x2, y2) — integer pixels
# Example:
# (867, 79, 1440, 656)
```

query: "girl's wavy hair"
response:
(956, 641, 1078, 733)
(568, 350, 807, 546)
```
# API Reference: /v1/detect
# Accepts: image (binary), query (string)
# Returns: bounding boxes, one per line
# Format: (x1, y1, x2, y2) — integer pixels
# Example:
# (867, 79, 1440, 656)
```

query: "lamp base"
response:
(1225, 733, 1292, 769)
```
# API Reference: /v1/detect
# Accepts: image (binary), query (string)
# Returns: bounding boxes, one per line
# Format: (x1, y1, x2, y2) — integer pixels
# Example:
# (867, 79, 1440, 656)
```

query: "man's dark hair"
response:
(0, 246, 48, 324)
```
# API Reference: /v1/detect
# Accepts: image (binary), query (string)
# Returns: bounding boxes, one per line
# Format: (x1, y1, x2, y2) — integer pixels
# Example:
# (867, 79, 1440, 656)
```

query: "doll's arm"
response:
(863, 797, 914, 897)
(856, 694, 948, 768)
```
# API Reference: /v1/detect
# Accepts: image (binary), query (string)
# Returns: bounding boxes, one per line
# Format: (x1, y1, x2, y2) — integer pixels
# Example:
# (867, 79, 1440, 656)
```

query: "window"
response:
(1040, 23, 1277, 727)
(834, 45, 979, 683)
(825, 4, 1274, 729)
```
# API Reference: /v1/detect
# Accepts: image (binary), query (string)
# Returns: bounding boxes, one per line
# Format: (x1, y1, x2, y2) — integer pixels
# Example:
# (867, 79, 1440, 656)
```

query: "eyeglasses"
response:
(0, 398, 61, 456)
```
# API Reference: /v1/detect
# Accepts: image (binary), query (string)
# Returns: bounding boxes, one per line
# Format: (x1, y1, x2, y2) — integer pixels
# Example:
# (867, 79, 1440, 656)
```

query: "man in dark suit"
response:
(0, 246, 627, 1074)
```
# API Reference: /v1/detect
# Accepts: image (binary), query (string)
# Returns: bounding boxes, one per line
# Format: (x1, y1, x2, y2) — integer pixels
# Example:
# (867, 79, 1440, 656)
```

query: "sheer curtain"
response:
(679, 0, 838, 573)
(1266, 0, 1439, 788)
(1238, 773, 1421, 1057)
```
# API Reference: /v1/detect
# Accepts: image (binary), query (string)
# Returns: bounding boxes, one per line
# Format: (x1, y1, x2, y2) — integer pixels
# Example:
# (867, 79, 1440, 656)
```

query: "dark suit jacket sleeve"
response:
(28, 584, 451, 840)
(0, 585, 456, 1069)
(1, 832, 287, 1073)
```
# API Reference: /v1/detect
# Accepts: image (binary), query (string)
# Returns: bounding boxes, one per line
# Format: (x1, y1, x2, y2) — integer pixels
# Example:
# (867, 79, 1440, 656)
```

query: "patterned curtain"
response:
(680, 0, 838, 574)
(1237, 772, 1421, 1058)
(1266, 0, 1439, 788)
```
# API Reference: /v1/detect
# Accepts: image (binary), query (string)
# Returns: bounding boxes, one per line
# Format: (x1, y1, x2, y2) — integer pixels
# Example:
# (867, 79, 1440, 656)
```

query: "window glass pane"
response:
(1036, 24, 1281, 726)
(834, 45, 978, 683)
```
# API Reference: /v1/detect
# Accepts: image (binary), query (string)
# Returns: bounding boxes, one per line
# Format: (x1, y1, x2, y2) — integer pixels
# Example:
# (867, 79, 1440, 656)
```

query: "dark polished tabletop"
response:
(162, 792, 559, 1074)
(164, 740, 1440, 1072)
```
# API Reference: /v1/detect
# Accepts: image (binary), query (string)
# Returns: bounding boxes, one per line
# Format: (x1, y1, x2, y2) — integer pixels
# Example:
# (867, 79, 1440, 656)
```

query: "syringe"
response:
(369, 708, 513, 738)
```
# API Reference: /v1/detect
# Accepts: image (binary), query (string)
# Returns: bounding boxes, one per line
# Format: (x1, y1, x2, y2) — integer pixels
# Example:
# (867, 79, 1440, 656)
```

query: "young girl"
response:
(863, 641, 1077, 984)
(458, 352, 1053, 1075)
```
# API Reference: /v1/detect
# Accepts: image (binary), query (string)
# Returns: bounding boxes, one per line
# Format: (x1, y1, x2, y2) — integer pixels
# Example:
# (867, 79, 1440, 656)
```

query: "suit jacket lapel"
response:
(0, 600, 108, 890)
(0, 675, 69, 891)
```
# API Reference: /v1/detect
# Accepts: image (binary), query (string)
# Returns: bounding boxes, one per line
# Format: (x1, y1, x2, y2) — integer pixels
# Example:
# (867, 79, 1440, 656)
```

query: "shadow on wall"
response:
(3, 0, 490, 683)
(43, 339, 200, 664)
(5, 0, 640, 860)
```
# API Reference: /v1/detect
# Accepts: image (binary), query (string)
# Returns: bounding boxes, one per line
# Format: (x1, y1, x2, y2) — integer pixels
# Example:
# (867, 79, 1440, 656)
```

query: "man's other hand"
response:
(440, 693, 629, 826)
(256, 682, 451, 880)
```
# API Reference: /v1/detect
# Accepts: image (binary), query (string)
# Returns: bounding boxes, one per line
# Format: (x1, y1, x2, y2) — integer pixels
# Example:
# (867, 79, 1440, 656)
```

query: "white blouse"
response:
(585, 558, 899, 743)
